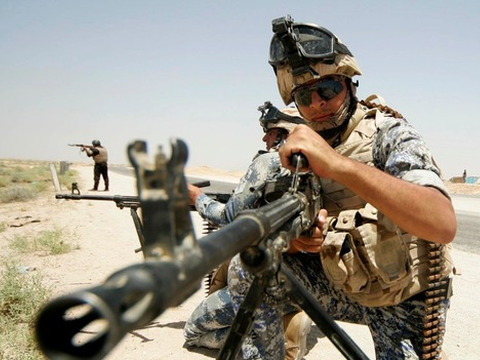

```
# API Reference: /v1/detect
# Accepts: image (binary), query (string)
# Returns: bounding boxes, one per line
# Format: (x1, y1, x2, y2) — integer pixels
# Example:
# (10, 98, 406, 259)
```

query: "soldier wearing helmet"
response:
(228, 15, 456, 360)
(186, 102, 305, 224)
(184, 103, 314, 360)
(82, 139, 109, 191)
(258, 101, 304, 151)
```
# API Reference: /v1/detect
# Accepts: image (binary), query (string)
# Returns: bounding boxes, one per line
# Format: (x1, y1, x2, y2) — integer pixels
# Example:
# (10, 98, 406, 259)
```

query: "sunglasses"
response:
(292, 77, 344, 107)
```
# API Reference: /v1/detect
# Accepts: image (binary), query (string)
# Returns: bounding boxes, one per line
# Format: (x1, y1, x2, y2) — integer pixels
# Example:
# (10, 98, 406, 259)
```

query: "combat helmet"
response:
(92, 140, 101, 146)
(258, 101, 305, 133)
(269, 15, 362, 105)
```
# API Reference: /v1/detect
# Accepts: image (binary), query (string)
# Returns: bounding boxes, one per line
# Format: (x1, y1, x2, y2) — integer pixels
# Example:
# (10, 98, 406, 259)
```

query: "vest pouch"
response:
(348, 223, 412, 306)
(355, 223, 410, 287)
(322, 207, 413, 307)
(321, 231, 369, 293)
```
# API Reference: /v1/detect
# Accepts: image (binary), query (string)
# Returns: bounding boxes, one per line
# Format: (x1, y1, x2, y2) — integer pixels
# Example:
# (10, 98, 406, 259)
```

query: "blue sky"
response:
(1, 1, 479, 179)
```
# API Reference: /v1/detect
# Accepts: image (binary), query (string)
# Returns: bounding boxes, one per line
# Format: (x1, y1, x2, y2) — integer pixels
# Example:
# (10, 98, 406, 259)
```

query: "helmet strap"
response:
(272, 128, 289, 147)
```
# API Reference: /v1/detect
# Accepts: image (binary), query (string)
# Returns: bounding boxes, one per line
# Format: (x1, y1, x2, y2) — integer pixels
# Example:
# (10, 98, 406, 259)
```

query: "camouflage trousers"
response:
(228, 252, 450, 360)
(183, 287, 235, 349)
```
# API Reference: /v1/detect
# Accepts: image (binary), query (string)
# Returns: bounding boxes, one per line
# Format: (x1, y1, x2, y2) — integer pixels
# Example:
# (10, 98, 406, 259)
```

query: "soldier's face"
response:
(294, 77, 348, 123)
(263, 129, 282, 150)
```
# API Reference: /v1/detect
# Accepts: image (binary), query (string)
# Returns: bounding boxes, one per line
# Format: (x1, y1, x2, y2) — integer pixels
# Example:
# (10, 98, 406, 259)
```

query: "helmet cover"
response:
(270, 18, 362, 105)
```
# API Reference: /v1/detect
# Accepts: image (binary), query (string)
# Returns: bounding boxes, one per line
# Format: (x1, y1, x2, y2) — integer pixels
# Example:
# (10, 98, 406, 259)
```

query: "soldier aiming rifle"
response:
(69, 139, 109, 191)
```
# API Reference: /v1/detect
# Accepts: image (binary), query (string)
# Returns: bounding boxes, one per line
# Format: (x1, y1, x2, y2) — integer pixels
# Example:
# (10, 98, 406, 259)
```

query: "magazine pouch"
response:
(321, 230, 370, 293)
(320, 205, 412, 306)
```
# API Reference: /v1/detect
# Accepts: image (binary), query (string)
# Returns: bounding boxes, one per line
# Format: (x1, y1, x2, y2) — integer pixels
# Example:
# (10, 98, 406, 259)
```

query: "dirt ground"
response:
(443, 181, 480, 196)
(1, 163, 479, 359)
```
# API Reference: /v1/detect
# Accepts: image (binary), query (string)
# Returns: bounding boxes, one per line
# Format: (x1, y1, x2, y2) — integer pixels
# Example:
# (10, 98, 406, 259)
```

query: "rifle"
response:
(54, 180, 227, 255)
(35, 139, 369, 360)
(68, 143, 92, 149)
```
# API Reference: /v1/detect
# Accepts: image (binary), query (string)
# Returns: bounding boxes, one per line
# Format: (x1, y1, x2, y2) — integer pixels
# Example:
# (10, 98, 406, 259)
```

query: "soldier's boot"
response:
(283, 311, 312, 360)
(104, 180, 109, 192)
(89, 181, 99, 191)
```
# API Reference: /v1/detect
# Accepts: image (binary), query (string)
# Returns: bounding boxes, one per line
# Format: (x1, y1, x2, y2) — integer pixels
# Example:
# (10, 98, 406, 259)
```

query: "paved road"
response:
(451, 195, 480, 254)
(110, 166, 237, 194)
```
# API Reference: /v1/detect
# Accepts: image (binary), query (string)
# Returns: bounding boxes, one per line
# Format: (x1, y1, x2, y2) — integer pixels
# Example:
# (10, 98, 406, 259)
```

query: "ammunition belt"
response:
(422, 243, 453, 359)
(202, 219, 220, 296)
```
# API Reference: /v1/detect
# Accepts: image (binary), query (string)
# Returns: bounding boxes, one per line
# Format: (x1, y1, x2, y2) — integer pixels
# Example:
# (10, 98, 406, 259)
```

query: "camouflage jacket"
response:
(195, 150, 290, 226)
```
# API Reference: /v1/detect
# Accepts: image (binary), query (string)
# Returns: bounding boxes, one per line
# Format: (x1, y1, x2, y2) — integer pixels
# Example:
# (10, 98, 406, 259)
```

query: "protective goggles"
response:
(258, 101, 304, 131)
(269, 19, 352, 67)
(292, 77, 344, 107)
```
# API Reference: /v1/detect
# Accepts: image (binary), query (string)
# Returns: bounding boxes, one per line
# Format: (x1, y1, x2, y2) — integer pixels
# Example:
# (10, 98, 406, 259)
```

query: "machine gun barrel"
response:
(55, 193, 140, 206)
(55, 180, 217, 209)
(35, 194, 303, 360)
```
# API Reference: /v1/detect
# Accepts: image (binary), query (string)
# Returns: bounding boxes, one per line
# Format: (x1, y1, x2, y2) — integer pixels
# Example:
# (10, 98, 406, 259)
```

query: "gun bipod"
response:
(218, 241, 370, 360)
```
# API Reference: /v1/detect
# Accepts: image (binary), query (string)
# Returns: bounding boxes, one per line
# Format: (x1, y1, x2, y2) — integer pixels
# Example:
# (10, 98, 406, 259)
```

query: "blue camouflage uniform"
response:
(228, 112, 452, 360)
(183, 149, 290, 349)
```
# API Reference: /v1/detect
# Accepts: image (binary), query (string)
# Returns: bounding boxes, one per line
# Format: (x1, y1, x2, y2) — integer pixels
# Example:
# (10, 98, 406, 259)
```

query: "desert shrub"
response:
(9, 228, 77, 255)
(36, 228, 75, 255)
(0, 186, 38, 203)
(0, 262, 51, 360)
(0, 161, 78, 203)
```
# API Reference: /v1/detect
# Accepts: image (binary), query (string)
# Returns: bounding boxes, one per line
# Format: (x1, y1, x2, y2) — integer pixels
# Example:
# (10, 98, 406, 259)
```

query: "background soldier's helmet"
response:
(269, 16, 362, 105)
(92, 140, 101, 146)
(258, 101, 305, 133)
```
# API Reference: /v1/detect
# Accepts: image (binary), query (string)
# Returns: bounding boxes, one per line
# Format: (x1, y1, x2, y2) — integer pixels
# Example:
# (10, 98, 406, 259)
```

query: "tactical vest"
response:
(319, 99, 453, 307)
(92, 147, 108, 163)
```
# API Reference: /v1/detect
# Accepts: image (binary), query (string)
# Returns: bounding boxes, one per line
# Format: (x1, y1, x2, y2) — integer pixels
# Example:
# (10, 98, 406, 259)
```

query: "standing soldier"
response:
(82, 139, 109, 191)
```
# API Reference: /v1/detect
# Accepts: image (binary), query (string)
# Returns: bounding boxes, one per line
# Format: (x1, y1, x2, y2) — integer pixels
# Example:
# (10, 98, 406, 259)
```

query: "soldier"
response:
(184, 103, 313, 360)
(82, 139, 109, 191)
(228, 16, 456, 359)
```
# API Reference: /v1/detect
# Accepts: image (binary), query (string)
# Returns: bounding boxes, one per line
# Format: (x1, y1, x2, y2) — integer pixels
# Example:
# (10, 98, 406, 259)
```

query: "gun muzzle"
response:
(35, 263, 181, 360)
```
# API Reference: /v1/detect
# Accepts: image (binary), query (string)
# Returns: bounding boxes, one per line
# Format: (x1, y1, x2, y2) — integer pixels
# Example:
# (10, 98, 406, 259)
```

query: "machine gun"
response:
(35, 139, 369, 360)
(54, 181, 230, 255)
(56, 190, 146, 254)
